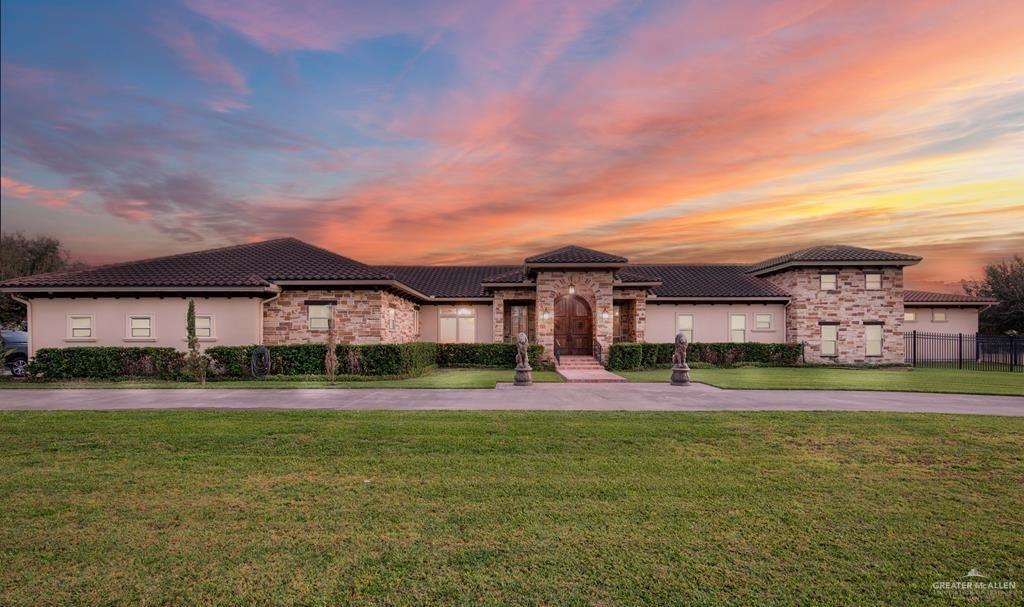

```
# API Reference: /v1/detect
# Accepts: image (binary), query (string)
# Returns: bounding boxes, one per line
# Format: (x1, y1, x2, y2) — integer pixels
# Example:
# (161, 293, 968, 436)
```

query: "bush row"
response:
(606, 342, 803, 370)
(29, 342, 545, 379)
(436, 343, 543, 369)
(29, 347, 188, 380)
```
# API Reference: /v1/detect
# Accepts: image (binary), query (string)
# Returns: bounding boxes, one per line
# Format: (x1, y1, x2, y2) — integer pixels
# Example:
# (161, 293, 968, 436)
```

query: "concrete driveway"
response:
(1, 383, 1021, 416)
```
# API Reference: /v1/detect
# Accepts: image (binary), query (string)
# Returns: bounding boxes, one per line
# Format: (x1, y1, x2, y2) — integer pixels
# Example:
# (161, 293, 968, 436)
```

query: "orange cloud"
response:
(0, 176, 83, 208)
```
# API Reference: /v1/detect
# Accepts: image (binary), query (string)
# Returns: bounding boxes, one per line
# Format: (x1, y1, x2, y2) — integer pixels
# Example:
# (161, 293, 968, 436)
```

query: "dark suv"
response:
(1, 330, 28, 377)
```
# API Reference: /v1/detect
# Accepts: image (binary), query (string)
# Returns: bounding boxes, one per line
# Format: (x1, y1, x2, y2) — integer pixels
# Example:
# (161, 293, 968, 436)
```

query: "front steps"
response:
(555, 355, 627, 383)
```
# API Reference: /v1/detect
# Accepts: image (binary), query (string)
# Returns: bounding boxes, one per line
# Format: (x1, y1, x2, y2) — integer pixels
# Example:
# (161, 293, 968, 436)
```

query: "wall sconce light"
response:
(601, 311, 610, 320)
(568, 285, 575, 295)
(541, 311, 552, 320)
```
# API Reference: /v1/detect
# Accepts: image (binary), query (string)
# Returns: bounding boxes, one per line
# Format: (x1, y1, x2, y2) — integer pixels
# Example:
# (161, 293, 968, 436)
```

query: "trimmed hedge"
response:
(206, 342, 438, 378)
(28, 341, 544, 379)
(30, 347, 187, 380)
(607, 341, 803, 370)
(436, 343, 543, 369)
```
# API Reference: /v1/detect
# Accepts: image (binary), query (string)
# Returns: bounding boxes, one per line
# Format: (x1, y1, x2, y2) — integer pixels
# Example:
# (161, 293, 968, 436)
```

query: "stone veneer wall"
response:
(381, 290, 420, 343)
(761, 267, 905, 363)
(263, 288, 418, 345)
(491, 288, 537, 343)
(535, 271, 614, 363)
(614, 287, 648, 342)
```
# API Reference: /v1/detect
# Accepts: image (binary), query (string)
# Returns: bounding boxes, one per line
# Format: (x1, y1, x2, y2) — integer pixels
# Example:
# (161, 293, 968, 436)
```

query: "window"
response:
(755, 313, 772, 330)
(865, 273, 882, 290)
(128, 315, 152, 338)
(904, 311, 917, 322)
(865, 324, 883, 357)
(821, 325, 838, 356)
(675, 314, 693, 343)
(195, 315, 213, 338)
(308, 304, 331, 330)
(387, 307, 396, 331)
(729, 315, 746, 343)
(820, 273, 837, 290)
(511, 305, 530, 340)
(439, 307, 476, 343)
(68, 315, 93, 339)
(932, 310, 947, 322)
(612, 305, 622, 340)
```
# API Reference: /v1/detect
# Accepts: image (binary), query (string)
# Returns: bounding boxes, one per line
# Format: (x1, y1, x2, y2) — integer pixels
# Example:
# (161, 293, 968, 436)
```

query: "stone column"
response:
(492, 294, 504, 343)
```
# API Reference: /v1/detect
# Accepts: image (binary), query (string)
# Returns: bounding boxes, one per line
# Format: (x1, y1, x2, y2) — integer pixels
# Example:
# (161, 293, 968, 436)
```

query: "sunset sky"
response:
(2, 0, 1022, 291)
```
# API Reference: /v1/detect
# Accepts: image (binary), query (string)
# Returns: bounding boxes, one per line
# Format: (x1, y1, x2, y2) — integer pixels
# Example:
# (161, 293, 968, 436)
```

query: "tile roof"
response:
(749, 245, 921, 274)
(0, 238, 391, 289)
(629, 265, 790, 298)
(525, 245, 627, 264)
(480, 267, 530, 284)
(903, 290, 997, 304)
(380, 265, 522, 298)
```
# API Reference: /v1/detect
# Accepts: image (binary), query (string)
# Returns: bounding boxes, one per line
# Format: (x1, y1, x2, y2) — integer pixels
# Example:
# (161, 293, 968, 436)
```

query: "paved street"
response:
(1, 383, 1021, 416)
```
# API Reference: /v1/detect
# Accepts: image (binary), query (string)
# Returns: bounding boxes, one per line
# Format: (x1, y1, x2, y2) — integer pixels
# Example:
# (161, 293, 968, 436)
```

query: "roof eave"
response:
(273, 279, 430, 301)
(0, 285, 278, 294)
(749, 258, 922, 276)
(904, 300, 996, 307)
(525, 262, 627, 270)
(647, 295, 790, 302)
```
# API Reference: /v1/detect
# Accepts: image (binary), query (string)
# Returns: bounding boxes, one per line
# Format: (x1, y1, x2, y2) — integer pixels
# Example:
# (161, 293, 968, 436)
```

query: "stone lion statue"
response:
(516, 332, 530, 368)
(672, 330, 689, 367)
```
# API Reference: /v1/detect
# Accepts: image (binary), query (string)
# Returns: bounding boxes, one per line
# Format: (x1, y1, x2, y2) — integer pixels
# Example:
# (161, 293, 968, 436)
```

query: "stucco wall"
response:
(762, 267, 905, 363)
(645, 303, 787, 343)
(26, 296, 262, 356)
(903, 307, 980, 334)
(418, 304, 494, 343)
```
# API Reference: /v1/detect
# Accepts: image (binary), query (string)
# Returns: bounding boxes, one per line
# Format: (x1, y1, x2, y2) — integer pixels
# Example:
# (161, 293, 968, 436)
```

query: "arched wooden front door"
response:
(554, 295, 593, 355)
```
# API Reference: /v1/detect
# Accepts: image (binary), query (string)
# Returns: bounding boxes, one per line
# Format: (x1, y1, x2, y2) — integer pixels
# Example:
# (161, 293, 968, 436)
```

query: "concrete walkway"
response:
(1, 383, 1021, 416)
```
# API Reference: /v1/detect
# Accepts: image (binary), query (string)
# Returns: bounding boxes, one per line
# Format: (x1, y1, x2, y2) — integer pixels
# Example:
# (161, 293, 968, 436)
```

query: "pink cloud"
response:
(158, 21, 249, 95)
(0, 175, 84, 208)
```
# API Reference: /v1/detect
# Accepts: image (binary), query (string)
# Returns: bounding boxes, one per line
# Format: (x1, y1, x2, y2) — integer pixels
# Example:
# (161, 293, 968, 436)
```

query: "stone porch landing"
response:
(555, 355, 626, 383)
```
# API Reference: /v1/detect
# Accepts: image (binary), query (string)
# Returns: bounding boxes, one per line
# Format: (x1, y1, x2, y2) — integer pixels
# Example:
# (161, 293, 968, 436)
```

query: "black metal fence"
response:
(905, 330, 1022, 372)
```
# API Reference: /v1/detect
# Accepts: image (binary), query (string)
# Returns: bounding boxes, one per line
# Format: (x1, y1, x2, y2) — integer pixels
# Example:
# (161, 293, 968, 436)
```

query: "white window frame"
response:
(439, 306, 476, 343)
(754, 313, 772, 331)
(675, 314, 694, 343)
(904, 311, 917, 322)
(865, 272, 882, 290)
(66, 315, 95, 341)
(126, 315, 154, 340)
(932, 310, 947, 323)
(729, 314, 746, 343)
(865, 324, 883, 357)
(194, 314, 214, 339)
(387, 307, 397, 331)
(820, 273, 837, 291)
(308, 304, 331, 330)
(820, 324, 838, 357)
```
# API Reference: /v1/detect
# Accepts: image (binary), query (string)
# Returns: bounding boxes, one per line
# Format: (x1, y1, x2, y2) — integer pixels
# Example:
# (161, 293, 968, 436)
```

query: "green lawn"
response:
(0, 368, 562, 390)
(1, 411, 1021, 606)
(617, 367, 1024, 396)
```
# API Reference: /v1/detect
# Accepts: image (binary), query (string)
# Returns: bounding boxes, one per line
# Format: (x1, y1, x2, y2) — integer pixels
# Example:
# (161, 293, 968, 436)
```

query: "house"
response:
(0, 238, 995, 365)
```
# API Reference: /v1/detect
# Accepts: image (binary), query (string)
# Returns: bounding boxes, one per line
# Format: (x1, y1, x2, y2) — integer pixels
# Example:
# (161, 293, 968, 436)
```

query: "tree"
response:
(0, 232, 87, 329)
(324, 317, 338, 384)
(186, 299, 209, 385)
(963, 255, 1024, 335)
